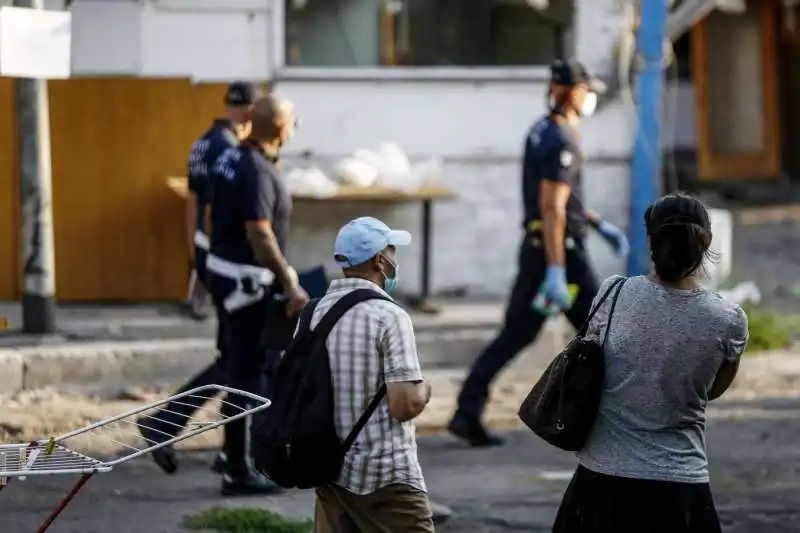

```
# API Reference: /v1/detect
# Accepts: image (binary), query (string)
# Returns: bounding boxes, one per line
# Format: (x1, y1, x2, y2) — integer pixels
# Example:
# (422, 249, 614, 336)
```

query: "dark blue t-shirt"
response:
(187, 119, 239, 234)
(209, 140, 292, 267)
(522, 115, 587, 237)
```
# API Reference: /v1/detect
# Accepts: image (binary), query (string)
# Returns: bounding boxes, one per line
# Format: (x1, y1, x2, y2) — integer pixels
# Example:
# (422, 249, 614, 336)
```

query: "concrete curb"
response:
(0, 322, 569, 397)
(4, 339, 214, 396)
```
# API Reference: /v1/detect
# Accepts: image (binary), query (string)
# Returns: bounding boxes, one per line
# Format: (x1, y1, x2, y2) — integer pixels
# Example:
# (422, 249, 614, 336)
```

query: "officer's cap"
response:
(550, 60, 606, 94)
(225, 81, 260, 107)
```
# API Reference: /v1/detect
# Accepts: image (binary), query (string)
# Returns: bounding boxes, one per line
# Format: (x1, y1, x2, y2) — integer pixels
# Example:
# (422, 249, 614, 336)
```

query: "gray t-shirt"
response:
(577, 275, 749, 484)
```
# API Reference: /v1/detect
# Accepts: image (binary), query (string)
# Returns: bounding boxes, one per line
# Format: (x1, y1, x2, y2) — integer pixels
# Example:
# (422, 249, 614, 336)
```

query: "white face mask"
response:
(580, 92, 597, 117)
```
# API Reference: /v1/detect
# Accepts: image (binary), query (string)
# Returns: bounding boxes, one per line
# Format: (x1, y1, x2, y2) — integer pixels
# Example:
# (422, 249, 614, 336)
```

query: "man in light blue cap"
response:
(310, 216, 449, 531)
(333, 216, 410, 287)
(310, 216, 453, 529)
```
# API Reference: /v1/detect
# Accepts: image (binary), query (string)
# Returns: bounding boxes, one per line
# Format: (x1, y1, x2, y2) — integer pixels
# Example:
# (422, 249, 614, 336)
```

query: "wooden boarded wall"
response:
(0, 79, 19, 301)
(46, 79, 229, 301)
(1, 79, 231, 301)
(0, 79, 229, 301)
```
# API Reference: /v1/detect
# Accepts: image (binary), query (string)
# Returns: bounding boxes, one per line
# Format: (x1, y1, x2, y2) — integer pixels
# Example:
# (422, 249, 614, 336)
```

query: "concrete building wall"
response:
(15, 0, 641, 298)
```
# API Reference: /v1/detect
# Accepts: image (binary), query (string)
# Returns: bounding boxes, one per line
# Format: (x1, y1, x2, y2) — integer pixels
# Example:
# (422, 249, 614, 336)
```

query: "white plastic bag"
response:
(353, 149, 382, 169)
(333, 157, 379, 187)
(372, 142, 413, 192)
(409, 157, 444, 186)
(285, 167, 339, 198)
(377, 142, 411, 176)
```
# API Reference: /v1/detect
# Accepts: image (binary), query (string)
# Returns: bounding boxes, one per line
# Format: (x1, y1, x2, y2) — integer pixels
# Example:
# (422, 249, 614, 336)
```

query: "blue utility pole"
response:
(627, 0, 667, 276)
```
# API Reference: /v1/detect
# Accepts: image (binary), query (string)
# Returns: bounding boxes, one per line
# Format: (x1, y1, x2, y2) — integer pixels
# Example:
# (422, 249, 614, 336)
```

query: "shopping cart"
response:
(0, 385, 271, 533)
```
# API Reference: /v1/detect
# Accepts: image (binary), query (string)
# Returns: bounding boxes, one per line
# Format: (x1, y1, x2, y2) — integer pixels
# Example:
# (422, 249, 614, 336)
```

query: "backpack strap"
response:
(296, 298, 321, 335)
(311, 288, 392, 341)
(343, 383, 387, 452)
(309, 288, 395, 453)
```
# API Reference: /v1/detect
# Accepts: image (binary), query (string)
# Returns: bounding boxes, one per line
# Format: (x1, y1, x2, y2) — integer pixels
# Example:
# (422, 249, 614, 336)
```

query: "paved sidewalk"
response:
(0, 301, 568, 396)
(1, 349, 798, 451)
(3, 394, 800, 533)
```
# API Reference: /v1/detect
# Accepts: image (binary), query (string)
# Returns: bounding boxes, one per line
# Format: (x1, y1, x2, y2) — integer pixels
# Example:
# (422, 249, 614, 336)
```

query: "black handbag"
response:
(518, 277, 627, 451)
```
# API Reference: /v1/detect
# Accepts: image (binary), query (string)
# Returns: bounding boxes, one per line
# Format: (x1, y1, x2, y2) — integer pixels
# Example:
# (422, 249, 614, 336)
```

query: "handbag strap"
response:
(601, 278, 627, 349)
(576, 277, 626, 338)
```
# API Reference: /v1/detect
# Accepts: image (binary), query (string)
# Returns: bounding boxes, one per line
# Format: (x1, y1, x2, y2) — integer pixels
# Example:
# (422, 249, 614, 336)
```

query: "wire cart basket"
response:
(0, 385, 271, 533)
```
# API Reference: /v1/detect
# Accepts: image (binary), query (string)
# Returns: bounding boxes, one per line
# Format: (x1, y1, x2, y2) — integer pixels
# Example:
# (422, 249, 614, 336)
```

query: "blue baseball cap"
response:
(334, 217, 412, 268)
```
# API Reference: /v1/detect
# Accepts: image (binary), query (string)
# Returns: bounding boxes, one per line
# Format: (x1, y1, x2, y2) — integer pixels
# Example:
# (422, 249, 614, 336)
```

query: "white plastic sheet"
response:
(0, 7, 71, 79)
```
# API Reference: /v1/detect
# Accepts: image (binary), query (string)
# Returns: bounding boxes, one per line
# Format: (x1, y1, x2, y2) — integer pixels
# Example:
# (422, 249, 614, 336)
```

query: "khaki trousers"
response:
(315, 482, 435, 533)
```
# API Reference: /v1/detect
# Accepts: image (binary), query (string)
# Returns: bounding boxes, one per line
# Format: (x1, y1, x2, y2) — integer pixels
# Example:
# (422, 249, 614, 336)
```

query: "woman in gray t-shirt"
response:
(553, 193, 749, 533)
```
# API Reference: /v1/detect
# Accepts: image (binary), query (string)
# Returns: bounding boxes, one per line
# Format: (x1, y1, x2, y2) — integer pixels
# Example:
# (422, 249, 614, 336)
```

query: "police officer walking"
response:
(206, 94, 308, 495)
(139, 82, 259, 476)
(448, 60, 630, 447)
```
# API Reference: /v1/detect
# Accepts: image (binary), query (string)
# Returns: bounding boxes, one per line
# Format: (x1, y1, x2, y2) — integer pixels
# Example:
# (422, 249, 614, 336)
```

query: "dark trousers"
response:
(456, 234, 600, 420)
(146, 248, 229, 441)
(206, 272, 279, 473)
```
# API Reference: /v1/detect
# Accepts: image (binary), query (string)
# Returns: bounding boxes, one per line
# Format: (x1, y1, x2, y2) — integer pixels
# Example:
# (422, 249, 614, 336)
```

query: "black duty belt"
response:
(526, 220, 577, 250)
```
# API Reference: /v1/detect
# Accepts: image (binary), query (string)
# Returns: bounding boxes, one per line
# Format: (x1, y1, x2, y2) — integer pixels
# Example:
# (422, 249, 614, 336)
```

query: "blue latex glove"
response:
(597, 220, 630, 257)
(542, 265, 570, 309)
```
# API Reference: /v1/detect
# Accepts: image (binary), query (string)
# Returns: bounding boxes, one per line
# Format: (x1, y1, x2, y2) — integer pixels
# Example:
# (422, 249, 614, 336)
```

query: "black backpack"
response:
(252, 288, 393, 489)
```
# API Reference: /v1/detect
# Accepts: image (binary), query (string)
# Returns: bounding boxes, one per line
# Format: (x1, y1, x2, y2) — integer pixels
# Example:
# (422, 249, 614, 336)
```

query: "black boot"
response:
(220, 414, 282, 496)
(221, 465, 283, 496)
(137, 416, 179, 474)
(448, 410, 505, 447)
(210, 451, 227, 474)
(431, 501, 454, 525)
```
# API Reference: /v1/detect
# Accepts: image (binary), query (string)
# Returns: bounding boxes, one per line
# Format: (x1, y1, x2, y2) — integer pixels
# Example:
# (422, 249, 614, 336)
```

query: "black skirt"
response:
(552, 465, 722, 533)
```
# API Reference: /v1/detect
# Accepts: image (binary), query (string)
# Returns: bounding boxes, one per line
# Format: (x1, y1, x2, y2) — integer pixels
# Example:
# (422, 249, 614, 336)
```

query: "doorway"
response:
(691, 0, 781, 181)
(780, 1, 800, 180)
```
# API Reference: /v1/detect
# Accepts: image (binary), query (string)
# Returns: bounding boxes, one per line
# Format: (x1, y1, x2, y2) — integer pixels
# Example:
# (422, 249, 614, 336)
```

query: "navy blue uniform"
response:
(522, 116, 587, 237)
(205, 140, 292, 475)
(188, 119, 239, 281)
(209, 142, 291, 266)
(455, 114, 600, 423)
(142, 121, 240, 451)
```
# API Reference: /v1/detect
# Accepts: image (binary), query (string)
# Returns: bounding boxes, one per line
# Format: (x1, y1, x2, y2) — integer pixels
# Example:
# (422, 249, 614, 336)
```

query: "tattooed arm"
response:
(245, 221, 295, 289)
(239, 157, 307, 314)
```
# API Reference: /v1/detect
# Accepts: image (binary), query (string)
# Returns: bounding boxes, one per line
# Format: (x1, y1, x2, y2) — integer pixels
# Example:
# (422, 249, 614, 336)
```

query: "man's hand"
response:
(284, 283, 309, 317)
(542, 265, 570, 309)
(596, 220, 629, 257)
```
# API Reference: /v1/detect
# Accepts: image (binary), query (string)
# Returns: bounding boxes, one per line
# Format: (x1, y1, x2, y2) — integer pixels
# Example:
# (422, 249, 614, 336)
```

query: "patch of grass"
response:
(184, 507, 312, 533)
(742, 306, 793, 354)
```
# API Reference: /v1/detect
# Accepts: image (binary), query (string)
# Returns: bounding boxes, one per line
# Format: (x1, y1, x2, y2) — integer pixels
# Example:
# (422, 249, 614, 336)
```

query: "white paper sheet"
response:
(0, 6, 71, 79)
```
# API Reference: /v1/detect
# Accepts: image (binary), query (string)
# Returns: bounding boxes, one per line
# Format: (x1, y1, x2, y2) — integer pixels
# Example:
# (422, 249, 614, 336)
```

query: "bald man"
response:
(203, 94, 308, 495)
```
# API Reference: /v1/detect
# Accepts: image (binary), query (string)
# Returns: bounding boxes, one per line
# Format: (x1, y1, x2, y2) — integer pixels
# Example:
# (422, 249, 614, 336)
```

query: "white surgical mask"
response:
(580, 92, 597, 117)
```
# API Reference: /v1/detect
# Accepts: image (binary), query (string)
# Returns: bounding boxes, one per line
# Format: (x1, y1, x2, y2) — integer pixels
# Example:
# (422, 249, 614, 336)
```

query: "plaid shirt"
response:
(311, 278, 426, 495)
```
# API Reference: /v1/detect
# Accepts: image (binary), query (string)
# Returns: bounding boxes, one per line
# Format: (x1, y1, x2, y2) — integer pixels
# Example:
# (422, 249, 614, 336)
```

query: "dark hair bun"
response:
(645, 193, 713, 282)
(650, 223, 711, 282)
